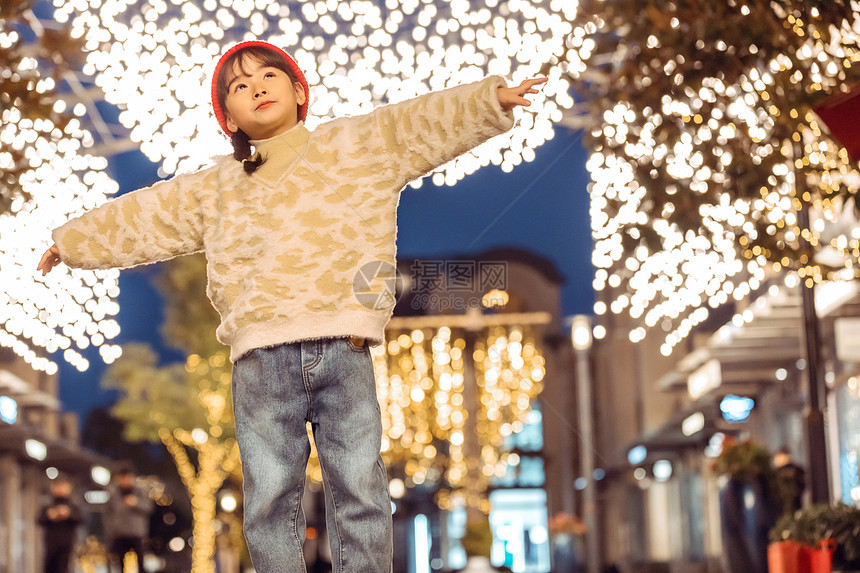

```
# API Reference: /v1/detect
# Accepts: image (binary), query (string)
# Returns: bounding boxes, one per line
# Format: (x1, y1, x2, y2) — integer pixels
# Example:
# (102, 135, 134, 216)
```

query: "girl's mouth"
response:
(256, 101, 275, 111)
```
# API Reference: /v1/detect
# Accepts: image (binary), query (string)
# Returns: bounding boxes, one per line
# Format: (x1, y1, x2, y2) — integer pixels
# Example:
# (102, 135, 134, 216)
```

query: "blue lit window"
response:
(504, 403, 544, 451)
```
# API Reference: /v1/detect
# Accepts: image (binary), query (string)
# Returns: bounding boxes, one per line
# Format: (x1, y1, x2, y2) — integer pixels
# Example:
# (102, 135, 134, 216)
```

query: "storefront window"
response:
(495, 402, 546, 488)
(447, 507, 468, 570)
(489, 489, 551, 573)
(445, 494, 552, 573)
(505, 407, 544, 451)
(446, 401, 549, 572)
(836, 382, 860, 505)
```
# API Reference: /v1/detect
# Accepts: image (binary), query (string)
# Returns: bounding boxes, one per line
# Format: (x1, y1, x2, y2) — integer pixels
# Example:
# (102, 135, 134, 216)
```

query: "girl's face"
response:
(222, 55, 306, 140)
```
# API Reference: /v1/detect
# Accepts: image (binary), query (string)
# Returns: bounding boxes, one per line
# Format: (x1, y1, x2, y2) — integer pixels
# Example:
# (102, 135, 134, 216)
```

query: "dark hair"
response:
(215, 46, 301, 175)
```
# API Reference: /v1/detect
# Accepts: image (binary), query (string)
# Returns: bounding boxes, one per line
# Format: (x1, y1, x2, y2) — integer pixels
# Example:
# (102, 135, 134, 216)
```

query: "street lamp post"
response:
(794, 140, 831, 504)
(804, 89, 860, 504)
(571, 315, 599, 573)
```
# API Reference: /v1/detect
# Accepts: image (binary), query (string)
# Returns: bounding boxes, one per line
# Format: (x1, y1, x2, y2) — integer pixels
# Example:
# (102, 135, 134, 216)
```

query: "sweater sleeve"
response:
(52, 167, 210, 270)
(371, 75, 515, 185)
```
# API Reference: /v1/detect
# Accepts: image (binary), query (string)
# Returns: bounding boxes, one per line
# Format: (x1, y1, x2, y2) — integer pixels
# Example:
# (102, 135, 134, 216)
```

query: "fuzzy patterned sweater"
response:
(53, 75, 515, 362)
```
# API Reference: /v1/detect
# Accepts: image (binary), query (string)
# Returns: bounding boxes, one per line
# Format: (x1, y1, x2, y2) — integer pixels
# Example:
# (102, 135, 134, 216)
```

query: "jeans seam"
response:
(303, 339, 324, 369)
(301, 342, 320, 420)
(291, 489, 306, 569)
(302, 368, 315, 421)
(318, 454, 346, 573)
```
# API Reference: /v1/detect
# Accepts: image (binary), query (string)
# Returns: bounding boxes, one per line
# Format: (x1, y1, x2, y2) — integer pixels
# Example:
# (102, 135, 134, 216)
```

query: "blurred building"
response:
(592, 275, 860, 572)
(0, 348, 108, 573)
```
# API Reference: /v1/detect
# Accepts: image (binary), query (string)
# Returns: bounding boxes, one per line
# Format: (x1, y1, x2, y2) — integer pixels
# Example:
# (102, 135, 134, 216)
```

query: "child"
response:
(38, 40, 546, 573)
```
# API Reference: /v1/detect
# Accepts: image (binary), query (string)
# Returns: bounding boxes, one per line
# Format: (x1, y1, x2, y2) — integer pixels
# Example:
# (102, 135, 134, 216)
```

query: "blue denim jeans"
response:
(231, 337, 393, 573)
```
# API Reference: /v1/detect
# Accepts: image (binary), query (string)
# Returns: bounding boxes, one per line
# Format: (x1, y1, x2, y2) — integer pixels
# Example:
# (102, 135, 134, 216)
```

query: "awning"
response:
(657, 280, 860, 397)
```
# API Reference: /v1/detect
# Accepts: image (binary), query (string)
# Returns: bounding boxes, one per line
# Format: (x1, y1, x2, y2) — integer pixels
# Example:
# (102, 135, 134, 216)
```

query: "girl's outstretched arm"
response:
(372, 75, 541, 186)
(42, 165, 215, 273)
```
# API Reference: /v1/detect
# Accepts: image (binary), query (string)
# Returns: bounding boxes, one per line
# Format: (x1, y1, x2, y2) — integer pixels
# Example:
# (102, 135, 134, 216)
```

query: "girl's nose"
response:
(254, 88, 267, 98)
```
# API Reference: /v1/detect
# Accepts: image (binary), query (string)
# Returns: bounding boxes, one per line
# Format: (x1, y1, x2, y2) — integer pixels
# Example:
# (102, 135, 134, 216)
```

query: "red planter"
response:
(768, 540, 837, 573)
(769, 541, 808, 573)
(808, 539, 837, 573)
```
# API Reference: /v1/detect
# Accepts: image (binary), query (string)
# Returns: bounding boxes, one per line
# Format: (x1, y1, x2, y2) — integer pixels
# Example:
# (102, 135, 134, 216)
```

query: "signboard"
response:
(835, 318, 860, 362)
(687, 359, 721, 400)
(0, 396, 16, 424)
(813, 85, 860, 161)
(682, 412, 705, 436)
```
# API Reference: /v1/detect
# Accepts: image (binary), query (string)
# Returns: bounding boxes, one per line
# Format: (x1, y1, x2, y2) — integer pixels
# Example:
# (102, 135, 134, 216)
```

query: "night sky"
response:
(55, 124, 594, 420)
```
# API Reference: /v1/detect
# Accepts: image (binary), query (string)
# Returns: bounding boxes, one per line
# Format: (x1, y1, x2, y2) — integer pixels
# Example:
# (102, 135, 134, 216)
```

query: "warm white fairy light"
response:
(1, 71, 123, 373)
(372, 325, 544, 510)
(567, 8, 860, 355)
(53, 0, 576, 182)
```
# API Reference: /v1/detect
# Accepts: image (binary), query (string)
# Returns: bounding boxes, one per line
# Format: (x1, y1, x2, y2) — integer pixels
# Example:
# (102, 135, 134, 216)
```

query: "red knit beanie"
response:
(211, 40, 310, 137)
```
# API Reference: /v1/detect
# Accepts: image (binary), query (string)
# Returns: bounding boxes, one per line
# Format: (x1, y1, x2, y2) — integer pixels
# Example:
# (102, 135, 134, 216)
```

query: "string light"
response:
(372, 325, 545, 511)
(1, 70, 122, 374)
(561, 3, 860, 355)
(53, 0, 576, 182)
(154, 349, 240, 573)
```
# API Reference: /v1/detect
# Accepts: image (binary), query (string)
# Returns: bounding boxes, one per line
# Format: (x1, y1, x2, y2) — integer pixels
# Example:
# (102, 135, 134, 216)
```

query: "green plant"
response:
(712, 438, 775, 483)
(770, 503, 860, 568)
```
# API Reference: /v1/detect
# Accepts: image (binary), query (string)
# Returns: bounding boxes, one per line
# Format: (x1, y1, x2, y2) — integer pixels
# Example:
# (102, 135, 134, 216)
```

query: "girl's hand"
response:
(497, 77, 548, 112)
(37, 244, 63, 276)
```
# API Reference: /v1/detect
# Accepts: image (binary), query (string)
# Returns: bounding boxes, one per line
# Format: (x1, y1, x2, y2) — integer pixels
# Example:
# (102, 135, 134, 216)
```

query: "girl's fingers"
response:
(37, 246, 61, 275)
(519, 78, 547, 95)
(523, 78, 548, 87)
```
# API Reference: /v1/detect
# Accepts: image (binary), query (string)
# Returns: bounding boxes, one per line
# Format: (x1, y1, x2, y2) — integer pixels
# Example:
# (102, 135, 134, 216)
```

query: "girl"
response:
(38, 40, 546, 572)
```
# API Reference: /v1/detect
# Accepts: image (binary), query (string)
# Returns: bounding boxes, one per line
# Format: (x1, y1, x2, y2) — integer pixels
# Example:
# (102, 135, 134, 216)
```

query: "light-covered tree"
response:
(551, 0, 860, 354)
(0, 0, 83, 213)
(103, 254, 239, 573)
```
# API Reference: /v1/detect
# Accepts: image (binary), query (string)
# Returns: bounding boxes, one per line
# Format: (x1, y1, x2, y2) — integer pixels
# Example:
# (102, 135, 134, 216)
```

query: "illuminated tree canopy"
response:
(555, 0, 860, 354)
(1, 0, 84, 213)
(53, 0, 576, 184)
(103, 254, 238, 573)
(1, 3, 122, 373)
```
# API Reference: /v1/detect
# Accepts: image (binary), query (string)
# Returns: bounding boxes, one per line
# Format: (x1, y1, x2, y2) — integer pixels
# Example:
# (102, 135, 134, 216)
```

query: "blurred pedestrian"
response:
(216, 527, 240, 573)
(38, 475, 83, 573)
(307, 527, 333, 573)
(773, 446, 806, 517)
(105, 464, 153, 572)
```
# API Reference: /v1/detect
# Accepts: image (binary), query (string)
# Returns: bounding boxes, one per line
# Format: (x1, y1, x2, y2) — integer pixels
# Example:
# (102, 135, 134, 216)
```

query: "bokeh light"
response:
(1, 57, 122, 373)
(373, 325, 544, 511)
(559, 4, 860, 354)
(53, 0, 577, 183)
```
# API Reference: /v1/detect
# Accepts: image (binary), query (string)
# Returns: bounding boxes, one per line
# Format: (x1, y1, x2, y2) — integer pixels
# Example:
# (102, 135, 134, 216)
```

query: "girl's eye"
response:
(235, 84, 246, 92)
(265, 72, 275, 78)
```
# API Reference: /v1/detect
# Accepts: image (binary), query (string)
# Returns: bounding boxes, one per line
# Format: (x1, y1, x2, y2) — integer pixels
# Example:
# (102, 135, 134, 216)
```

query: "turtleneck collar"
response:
(250, 121, 309, 152)
(248, 121, 311, 182)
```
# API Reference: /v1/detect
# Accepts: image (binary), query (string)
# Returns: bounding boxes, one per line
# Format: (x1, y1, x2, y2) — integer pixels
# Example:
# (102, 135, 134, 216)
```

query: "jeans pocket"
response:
(346, 336, 367, 352)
